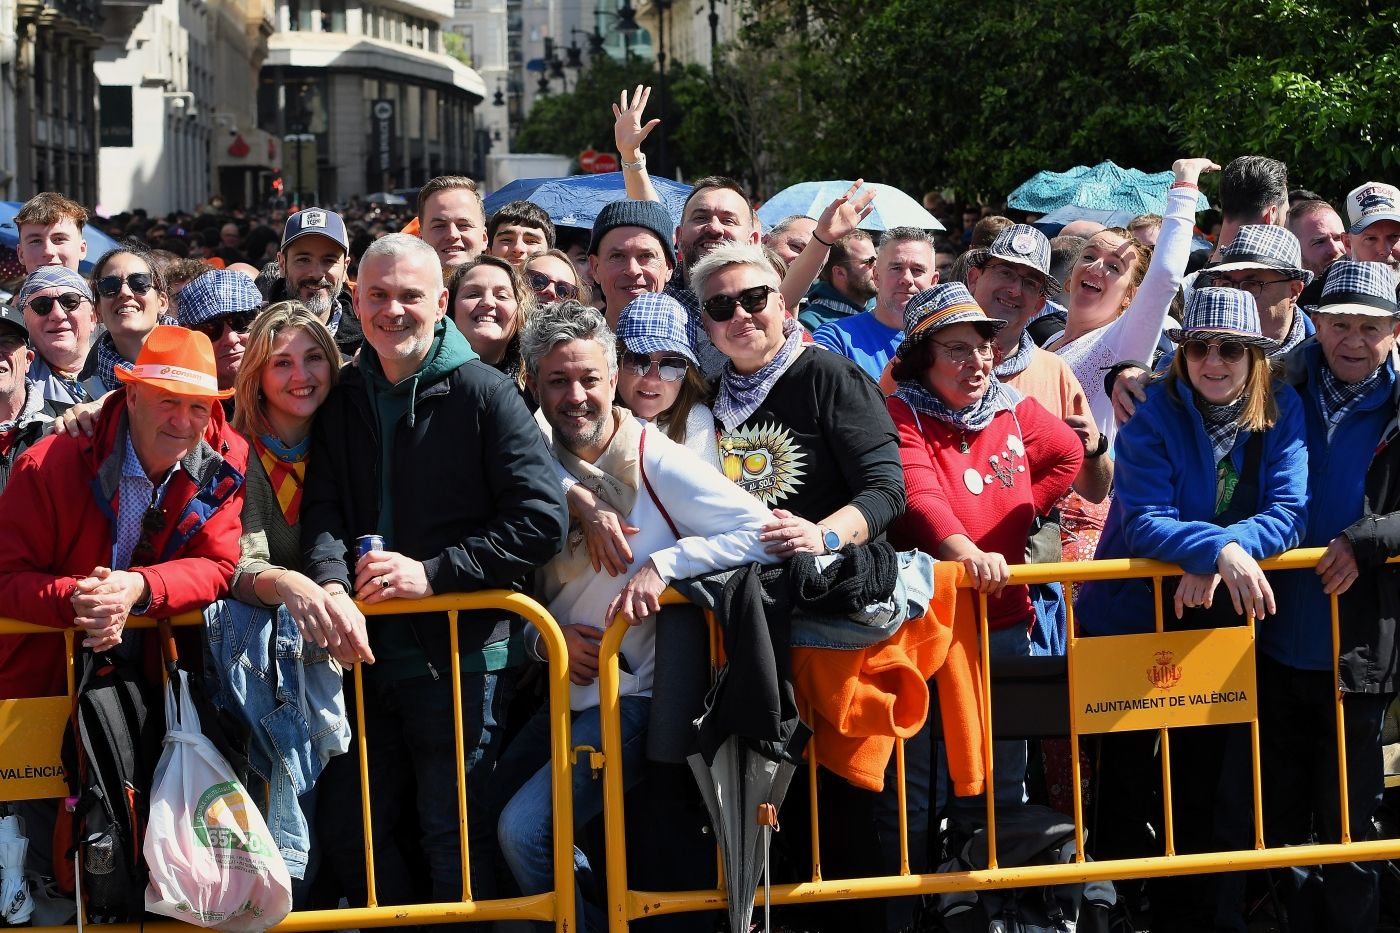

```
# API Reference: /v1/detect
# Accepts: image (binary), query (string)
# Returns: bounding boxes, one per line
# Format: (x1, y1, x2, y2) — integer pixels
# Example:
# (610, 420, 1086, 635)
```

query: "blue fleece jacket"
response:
(1267, 342, 1395, 670)
(1077, 376, 1309, 636)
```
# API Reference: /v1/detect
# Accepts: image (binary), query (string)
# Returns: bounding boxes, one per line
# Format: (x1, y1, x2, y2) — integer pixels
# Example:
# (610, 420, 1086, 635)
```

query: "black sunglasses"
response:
(25, 292, 88, 316)
(622, 351, 690, 382)
(190, 309, 258, 340)
(1182, 339, 1248, 364)
(701, 285, 774, 322)
(525, 270, 580, 302)
(95, 273, 155, 298)
(131, 504, 167, 567)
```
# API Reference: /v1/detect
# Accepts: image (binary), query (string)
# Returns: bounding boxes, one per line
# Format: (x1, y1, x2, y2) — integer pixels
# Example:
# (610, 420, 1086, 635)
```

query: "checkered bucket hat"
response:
(175, 270, 264, 327)
(1314, 260, 1399, 317)
(987, 224, 1061, 294)
(1206, 224, 1313, 285)
(896, 282, 1008, 360)
(1166, 286, 1276, 350)
(617, 292, 698, 366)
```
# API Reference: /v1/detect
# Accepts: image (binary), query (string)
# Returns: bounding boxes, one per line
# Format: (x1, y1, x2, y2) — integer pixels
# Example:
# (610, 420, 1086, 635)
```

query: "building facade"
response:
(8, 0, 103, 204)
(94, 0, 217, 216)
(260, 0, 485, 205)
(210, 0, 279, 211)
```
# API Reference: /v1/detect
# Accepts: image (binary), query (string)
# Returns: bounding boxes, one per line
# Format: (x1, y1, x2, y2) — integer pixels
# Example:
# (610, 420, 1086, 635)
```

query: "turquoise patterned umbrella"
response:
(1008, 161, 1211, 215)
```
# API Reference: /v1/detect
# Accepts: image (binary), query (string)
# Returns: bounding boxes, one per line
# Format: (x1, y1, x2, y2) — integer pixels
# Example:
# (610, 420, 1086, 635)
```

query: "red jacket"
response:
(0, 390, 247, 698)
(888, 393, 1082, 631)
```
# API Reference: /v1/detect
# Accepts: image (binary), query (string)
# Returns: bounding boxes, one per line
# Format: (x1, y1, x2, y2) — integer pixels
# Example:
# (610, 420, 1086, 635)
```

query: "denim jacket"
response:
(204, 598, 351, 878)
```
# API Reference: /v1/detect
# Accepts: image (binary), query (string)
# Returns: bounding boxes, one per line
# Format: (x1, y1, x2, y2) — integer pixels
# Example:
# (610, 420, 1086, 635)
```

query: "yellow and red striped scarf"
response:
(253, 434, 309, 526)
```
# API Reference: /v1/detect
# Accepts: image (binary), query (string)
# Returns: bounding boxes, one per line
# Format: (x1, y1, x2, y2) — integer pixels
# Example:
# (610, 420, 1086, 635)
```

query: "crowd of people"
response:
(1, 85, 1399, 933)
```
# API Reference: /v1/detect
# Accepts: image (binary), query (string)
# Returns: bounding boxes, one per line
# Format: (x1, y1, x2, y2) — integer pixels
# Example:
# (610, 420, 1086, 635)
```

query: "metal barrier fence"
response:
(0, 591, 578, 933)
(595, 547, 1400, 930)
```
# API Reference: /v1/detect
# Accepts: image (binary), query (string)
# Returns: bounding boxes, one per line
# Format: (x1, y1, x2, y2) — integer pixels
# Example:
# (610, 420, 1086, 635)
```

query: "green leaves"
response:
(513, 0, 1399, 203)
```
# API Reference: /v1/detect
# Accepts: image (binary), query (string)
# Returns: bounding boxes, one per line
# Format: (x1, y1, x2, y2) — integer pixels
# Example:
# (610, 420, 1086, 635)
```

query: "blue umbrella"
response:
(0, 201, 123, 273)
(1008, 160, 1211, 215)
(756, 181, 945, 232)
(484, 173, 693, 231)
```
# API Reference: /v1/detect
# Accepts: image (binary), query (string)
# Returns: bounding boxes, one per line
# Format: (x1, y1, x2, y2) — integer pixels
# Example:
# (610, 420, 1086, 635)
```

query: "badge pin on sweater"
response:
(963, 434, 1026, 495)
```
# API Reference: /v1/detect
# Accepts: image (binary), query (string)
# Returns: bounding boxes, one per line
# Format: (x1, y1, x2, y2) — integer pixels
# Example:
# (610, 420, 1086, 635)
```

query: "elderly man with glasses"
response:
(15, 266, 102, 410)
(0, 303, 55, 493)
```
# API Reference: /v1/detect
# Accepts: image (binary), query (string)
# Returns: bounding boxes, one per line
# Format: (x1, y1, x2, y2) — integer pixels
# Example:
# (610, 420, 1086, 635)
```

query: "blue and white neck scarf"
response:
(994, 329, 1035, 379)
(713, 318, 804, 431)
(894, 377, 1020, 435)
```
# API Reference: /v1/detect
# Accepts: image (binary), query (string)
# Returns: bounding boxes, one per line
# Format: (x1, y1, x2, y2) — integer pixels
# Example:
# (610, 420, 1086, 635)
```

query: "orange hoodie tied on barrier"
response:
(791, 559, 986, 796)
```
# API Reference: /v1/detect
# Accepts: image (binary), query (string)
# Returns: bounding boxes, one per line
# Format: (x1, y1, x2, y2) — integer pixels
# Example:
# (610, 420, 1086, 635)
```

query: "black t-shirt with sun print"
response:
(714, 348, 905, 537)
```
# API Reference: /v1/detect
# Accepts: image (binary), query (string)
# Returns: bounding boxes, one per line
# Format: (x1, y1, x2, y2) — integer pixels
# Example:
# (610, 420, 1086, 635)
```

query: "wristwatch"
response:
(820, 527, 841, 554)
(1085, 433, 1109, 459)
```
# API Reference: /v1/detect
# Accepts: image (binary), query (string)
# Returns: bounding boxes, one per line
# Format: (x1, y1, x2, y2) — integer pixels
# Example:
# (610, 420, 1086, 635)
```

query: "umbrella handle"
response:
(757, 804, 778, 930)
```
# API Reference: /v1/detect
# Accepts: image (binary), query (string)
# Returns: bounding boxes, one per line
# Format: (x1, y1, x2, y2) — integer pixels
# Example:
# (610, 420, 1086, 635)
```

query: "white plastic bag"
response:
(144, 670, 292, 932)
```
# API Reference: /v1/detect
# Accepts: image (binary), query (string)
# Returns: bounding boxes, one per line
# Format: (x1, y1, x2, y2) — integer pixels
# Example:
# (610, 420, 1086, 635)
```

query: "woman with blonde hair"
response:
(230, 301, 369, 660)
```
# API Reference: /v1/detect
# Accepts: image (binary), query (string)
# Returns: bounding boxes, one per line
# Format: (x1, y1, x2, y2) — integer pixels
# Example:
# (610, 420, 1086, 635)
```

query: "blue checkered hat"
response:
(617, 292, 697, 366)
(174, 269, 263, 326)
(1314, 260, 1399, 318)
(896, 282, 1007, 360)
(1166, 286, 1275, 349)
(1204, 225, 1313, 285)
(987, 224, 1061, 294)
(17, 266, 93, 310)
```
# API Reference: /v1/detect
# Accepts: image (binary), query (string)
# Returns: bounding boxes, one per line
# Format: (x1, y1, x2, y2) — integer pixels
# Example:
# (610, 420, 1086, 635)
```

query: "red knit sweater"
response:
(887, 394, 1082, 631)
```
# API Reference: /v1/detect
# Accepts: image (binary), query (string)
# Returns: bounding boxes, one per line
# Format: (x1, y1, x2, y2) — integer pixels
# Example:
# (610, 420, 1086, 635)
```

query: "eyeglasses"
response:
(525, 270, 579, 301)
(95, 273, 155, 298)
(1182, 339, 1248, 364)
(929, 339, 997, 364)
(1204, 274, 1292, 297)
(843, 255, 877, 271)
(701, 285, 774, 322)
(986, 261, 1047, 296)
(25, 292, 89, 316)
(622, 351, 689, 382)
(190, 309, 258, 340)
(130, 504, 167, 566)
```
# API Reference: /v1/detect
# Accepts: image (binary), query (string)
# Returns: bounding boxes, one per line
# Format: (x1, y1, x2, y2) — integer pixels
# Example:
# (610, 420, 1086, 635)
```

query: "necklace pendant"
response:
(959, 433, 970, 454)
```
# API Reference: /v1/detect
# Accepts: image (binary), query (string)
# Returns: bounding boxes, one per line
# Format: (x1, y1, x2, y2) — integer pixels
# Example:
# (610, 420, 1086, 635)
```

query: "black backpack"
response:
(59, 649, 163, 923)
(934, 804, 1134, 933)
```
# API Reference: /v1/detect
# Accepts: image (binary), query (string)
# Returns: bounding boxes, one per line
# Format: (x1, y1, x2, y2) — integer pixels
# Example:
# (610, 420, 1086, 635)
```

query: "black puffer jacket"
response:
(300, 348, 568, 676)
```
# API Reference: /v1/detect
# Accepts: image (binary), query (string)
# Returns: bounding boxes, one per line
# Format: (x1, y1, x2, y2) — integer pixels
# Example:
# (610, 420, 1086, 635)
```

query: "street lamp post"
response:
(656, 0, 671, 178)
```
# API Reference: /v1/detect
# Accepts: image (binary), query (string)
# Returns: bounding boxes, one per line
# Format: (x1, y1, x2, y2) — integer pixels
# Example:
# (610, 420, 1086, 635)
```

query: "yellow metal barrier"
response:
(595, 548, 1400, 929)
(0, 591, 578, 933)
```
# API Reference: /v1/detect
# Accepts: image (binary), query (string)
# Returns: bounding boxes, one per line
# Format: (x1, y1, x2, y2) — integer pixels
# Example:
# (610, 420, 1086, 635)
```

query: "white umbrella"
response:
(757, 181, 945, 232)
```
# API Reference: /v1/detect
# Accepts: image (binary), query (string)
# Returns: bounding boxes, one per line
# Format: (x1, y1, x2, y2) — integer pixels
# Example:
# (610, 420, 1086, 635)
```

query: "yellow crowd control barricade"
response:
(595, 548, 1400, 930)
(0, 591, 578, 933)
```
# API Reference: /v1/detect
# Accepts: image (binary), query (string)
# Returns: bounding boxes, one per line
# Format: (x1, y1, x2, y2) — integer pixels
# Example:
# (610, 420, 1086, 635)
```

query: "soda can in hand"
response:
(356, 535, 386, 559)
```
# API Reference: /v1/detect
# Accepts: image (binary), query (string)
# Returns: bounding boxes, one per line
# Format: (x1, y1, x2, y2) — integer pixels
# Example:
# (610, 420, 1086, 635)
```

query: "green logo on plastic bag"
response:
(192, 781, 272, 855)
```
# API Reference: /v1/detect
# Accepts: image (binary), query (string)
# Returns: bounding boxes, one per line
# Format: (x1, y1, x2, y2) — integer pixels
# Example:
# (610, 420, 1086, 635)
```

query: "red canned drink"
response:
(356, 535, 385, 559)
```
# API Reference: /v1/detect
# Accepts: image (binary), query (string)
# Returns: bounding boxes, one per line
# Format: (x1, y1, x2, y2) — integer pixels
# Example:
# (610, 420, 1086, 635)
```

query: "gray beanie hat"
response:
(587, 200, 676, 267)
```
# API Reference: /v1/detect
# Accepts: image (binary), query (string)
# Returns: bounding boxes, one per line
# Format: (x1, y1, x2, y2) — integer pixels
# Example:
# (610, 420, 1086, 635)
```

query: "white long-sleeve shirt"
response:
(1051, 185, 1198, 446)
(537, 421, 777, 711)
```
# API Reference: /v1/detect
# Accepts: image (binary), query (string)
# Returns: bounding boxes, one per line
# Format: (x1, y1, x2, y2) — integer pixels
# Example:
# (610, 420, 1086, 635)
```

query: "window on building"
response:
(321, 0, 345, 32)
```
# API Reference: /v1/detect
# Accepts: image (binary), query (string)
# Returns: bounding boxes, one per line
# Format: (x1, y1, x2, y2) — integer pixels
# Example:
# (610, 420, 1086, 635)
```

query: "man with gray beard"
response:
(266, 208, 364, 357)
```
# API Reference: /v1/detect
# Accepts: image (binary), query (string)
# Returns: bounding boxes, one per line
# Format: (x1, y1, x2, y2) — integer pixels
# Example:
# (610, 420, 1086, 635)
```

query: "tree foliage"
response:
(514, 0, 1399, 204)
(512, 54, 744, 182)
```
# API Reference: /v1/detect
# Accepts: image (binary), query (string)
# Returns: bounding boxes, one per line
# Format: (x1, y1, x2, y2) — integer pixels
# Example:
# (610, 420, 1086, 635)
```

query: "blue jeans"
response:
(936, 622, 1031, 815)
(316, 667, 516, 912)
(496, 697, 651, 933)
